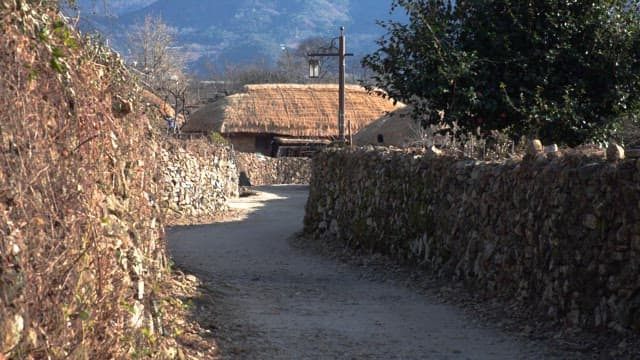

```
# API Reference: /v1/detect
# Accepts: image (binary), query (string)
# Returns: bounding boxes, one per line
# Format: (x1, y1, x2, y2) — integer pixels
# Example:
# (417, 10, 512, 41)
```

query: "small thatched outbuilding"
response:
(354, 106, 450, 148)
(181, 83, 405, 154)
(353, 106, 419, 147)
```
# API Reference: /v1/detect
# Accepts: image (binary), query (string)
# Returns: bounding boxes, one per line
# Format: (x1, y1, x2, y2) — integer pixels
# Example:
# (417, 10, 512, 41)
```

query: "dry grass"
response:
(0, 2, 216, 358)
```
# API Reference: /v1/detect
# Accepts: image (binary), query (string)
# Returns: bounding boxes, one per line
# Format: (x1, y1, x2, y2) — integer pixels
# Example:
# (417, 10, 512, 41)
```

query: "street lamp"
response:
(307, 26, 353, 142)
(308, 59, 320, 78)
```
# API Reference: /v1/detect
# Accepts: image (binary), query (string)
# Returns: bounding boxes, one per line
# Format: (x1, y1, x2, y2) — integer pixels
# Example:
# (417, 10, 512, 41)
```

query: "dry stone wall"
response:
(160, 143, 238, 217)
(235, 152, 311, 185)
(159, 145, 310, 220)
(304, 147, 640, 332)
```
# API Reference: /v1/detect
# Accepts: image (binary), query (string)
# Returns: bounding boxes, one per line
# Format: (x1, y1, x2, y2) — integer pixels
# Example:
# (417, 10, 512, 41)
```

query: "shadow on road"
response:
(168, 184, 308, 233)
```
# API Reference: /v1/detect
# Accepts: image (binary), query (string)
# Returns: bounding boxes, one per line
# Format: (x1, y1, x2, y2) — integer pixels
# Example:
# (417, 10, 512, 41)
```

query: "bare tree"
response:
(276, 46, 305, 83)
(277, 36, 363, 84)
(127, 14, 184, 90)
(163, 72, 190, 131)
(127, 14, 188, 134)
(277, 36, 336, 83)
(223, 59, 289, 94)
(209, 36, 363, 96)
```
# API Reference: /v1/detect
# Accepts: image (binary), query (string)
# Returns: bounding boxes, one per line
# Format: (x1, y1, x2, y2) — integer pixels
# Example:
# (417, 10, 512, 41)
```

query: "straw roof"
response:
(142, 90, 173, 118)
(141, 89, 185, 126)
(353, 106, 424, 147)
(181, 84, 405, 137)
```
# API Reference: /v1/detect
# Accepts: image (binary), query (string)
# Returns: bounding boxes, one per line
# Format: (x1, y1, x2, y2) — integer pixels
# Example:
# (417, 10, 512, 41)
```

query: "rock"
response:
(544, 144, 558, 153)
(112, 95, 133, 116)
(329, 219, 339, 234)
(131, 248, 145, 276)
(607, 143, 625, 161)
(11, 243, 20, 256)
(526, 139, 543, 156)
(632, 235, 640, 252)
(426, 145, 443, 156)
(27, 328, 38, 348)
(3, 314, 24, 352)
(568, 310, 581, 326)
(137, 280, 144, 300)
(583, 214, 598, 230)
(625, 148, 640, 158)
(130, 301, 145, 329)
(163, 346, 178, 359)
(185, 274, 198, 283)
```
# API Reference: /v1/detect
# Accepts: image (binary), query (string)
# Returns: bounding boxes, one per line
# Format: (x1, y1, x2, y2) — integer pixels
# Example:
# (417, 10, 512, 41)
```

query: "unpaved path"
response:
(167, 185, 566, 359)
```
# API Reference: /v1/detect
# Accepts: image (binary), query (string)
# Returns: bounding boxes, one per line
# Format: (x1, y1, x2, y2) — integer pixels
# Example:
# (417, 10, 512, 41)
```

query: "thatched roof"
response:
(181, 84, 405, 137)
(353, 106, 423, 147)
(141, 89, 186, 127)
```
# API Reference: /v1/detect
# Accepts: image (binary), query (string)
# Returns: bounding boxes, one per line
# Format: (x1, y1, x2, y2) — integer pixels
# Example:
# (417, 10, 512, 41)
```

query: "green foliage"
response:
(208, 131, 228, 145)
(363, 0, 640, 146)
(34, 11, 78, 74)
(78, 310, 90, 321)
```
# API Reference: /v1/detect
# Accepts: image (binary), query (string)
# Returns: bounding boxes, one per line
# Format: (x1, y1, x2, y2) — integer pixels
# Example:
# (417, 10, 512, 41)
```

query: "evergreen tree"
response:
(363, 0, 640, 145)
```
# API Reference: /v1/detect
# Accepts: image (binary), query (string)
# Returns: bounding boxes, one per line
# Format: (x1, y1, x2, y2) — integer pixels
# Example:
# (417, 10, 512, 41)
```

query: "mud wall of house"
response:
(235, 152, 311, 185)
(160, 142, 239, 217)
(304, 147, 640, 332)
(228, 134, 257, 153)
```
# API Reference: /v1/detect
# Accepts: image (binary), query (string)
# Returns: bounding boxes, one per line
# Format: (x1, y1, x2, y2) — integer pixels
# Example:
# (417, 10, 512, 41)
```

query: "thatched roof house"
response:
(182, 84, 405, 154)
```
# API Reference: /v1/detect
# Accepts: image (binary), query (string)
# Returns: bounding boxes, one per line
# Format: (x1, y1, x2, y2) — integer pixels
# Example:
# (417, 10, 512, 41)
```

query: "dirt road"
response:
(167, 185, 565, 359)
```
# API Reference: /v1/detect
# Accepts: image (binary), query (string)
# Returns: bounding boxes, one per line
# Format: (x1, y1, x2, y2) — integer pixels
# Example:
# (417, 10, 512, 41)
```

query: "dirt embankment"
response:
(0, 3, 216, 358)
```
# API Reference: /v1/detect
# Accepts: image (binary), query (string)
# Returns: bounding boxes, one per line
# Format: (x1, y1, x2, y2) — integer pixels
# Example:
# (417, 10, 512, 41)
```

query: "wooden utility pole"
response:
(338, 27, 346, 142)
(307, 26, 353, 143)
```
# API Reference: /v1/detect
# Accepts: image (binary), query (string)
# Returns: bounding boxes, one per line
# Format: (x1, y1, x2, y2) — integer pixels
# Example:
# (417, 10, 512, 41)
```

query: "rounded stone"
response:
(606, 143, 625, 162)
(526, 139, 543, 156)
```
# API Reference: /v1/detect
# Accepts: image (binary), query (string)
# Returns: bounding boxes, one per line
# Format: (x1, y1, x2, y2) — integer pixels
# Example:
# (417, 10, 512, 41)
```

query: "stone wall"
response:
(235, 152, 311, 185)
(304, 147, 640, 332)
(160, 142, 238, 217)
(158, 144, 310, 219)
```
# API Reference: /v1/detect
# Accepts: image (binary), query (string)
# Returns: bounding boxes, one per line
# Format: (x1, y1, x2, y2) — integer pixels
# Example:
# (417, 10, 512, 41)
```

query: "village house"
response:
(353, 106, 417, 147)
(181, 83, 405, 156)
(354, 105, 454, 149)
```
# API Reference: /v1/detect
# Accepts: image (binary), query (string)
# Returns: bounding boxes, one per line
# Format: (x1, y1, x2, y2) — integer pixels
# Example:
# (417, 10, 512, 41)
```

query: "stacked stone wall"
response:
(304, 147, 640, 332)
(160, 143, 239, 217)
(158, 145, 310, 219)
(235, 152, 311, 185)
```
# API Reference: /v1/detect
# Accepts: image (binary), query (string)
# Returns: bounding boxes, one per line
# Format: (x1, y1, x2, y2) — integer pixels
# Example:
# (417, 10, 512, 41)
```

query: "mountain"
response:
(73, 0, 158, 16)
(73, 0, 405, 76)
